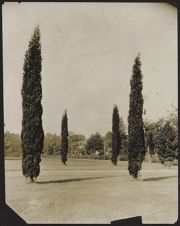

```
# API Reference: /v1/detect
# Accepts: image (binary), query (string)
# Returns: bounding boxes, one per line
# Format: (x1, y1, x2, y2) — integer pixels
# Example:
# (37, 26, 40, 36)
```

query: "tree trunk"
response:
(30, 175, 34, 183)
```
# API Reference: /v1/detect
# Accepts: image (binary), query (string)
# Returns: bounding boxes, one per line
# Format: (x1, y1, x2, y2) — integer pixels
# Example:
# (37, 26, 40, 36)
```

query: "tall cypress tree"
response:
(61, 110, 68, 165)
(128, 54, 145, 179)
(21, 26, 44, 182)
(111, 105, 121, 165)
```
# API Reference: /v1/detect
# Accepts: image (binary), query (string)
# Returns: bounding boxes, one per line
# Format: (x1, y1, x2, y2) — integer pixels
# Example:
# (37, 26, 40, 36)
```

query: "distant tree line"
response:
(4, 132, 21, 157)
(5, 107, 178, 164)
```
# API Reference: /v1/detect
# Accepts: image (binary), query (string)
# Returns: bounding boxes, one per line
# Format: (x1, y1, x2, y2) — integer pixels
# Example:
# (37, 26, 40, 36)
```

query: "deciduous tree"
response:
(156, 121, 177, 164)
(86, 133, 104, 155)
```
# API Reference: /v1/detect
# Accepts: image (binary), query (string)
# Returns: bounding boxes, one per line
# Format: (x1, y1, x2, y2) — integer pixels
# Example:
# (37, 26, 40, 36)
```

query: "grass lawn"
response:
(5, 157, 178, 224)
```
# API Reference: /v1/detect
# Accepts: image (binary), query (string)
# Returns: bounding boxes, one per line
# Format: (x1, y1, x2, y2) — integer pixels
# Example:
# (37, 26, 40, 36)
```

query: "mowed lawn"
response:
(5, 157, 178, 224)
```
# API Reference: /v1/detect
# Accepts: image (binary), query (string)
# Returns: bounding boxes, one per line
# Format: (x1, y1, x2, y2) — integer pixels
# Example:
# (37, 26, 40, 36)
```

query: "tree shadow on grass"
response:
(36, 176, 118, 184)
(143, 175, 177, 181)
(65, 165, 96, 167)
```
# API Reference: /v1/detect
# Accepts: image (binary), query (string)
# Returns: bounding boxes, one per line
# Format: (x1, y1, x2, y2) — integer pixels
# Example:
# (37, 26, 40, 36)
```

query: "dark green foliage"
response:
(128, 55, 145, 178)
(85, 133, 104, 155)
(104, 118, 127, 161)
(111, 105, 121, 165)
(156, 121, 177, 164)
(21, 26, 44, 181)
(61, 111, 68, 165)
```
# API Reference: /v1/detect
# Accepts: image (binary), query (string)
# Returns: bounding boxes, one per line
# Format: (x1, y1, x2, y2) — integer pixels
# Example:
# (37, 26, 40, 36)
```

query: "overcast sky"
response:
(3, 2, 177, 137)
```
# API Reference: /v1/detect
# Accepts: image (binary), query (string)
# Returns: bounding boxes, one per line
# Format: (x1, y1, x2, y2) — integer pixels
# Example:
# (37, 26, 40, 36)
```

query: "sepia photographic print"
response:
(2, 1, 178, 224)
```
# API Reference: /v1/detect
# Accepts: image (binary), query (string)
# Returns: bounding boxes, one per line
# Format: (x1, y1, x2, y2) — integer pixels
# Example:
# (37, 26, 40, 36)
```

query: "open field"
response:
(5, 157, 178, 224)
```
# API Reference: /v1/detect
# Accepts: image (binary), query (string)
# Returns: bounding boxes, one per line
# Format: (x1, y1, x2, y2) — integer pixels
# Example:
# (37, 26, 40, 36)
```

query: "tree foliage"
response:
(21, 26, 44, 181)
(119, 116, 126, 137)
(119, 117, 128, 159)
(111, 105, 121, 165)
(167, 107, 178, 130)
(61, 111, 68, 165)
(147, 132, 155, 156)
(144, 123, 155, 156)
(4, 132, 21, 157)
(85, 133, 104, 155)
(104, 132, 112, 150)
(43, 133, 60, 155)
(69, 133, 86, 157)
(128, 55, 145, 178)
(144, 107, 178, 164)
(156, 121, 177, 163)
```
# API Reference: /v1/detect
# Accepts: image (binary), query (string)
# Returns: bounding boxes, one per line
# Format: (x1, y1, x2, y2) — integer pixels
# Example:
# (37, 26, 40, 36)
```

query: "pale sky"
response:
(3, 2, 177, 137)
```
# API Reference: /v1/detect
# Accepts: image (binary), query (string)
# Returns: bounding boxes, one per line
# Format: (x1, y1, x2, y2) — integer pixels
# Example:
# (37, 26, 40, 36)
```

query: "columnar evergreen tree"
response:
(128, 54, 145, 178)
(111, 105, 121, 165)
(61, 110, 68, 165)
(21, 26, 44, 182)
